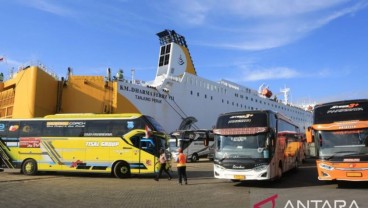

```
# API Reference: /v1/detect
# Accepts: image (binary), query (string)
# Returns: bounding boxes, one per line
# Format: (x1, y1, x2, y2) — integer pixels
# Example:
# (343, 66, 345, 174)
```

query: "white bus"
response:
(170, 130, 214, 162)
(213, 110, 303, 181)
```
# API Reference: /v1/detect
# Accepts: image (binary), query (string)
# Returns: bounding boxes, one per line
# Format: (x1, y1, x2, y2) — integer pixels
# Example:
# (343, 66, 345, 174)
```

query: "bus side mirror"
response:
(305, 127, 313, 143)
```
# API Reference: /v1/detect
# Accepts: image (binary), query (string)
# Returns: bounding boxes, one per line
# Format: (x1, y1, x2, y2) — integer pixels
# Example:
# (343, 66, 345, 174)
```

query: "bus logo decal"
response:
(127, 121, 134, 129)
(0, 123, 5, 131)
(19, 138, 41, 148)
(9, 125, 19, 132)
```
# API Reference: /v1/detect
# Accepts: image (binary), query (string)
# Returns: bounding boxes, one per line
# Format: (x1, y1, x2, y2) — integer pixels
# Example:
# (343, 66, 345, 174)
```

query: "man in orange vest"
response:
(176, 148, 187, 185)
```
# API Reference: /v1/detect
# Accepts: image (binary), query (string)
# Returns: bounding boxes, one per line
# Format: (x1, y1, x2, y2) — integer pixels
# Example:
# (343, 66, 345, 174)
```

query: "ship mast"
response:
(280, 87, 290, 105)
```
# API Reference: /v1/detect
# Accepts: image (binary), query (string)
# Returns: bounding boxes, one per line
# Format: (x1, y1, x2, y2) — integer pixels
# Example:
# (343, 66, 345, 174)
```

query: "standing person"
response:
(176, 148, 187, 185)
(155, 149, 172, 181)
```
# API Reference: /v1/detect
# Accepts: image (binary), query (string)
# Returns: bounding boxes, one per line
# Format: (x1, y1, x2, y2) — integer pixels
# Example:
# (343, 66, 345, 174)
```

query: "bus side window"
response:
(111, 121, 127, 136)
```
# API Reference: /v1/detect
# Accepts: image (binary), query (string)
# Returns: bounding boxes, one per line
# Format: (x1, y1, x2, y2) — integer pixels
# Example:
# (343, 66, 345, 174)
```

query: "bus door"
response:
(129, 134, 157, 174)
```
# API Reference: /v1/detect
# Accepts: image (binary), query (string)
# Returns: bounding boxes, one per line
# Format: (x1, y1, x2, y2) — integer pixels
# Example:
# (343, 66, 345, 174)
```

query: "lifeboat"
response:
(262, 88, 273, 98)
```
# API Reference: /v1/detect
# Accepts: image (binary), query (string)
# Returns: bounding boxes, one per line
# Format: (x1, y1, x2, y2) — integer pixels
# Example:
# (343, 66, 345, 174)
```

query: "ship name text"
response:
(120, 85, 174, 103)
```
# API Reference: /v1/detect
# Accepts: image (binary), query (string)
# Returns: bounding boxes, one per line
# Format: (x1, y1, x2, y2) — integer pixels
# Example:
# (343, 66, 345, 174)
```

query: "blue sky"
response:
(1, 0, 368, 105)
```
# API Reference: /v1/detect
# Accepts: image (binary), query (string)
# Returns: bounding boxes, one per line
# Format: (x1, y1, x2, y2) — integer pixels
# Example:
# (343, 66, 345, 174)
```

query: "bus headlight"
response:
(214, 164, 225, 170)
(253, 164, 268, 172)
(319, 163, 334, 171)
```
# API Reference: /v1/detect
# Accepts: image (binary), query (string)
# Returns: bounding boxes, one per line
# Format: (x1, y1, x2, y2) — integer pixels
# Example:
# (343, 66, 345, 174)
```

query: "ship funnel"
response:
(154, 30, 196, 82)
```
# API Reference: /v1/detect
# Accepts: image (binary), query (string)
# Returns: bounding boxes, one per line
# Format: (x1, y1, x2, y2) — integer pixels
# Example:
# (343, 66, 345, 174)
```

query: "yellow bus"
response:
(306, 99, 368, 181)
(0, 113, 169, 178)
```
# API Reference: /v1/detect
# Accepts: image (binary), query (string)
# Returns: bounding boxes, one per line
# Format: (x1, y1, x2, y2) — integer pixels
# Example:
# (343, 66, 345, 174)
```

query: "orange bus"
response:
(306, 99, 368, 181)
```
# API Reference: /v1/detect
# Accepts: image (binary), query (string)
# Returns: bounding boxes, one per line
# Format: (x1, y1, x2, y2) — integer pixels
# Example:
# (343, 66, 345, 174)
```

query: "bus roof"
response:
(314, 99, 368, 109)
(44, 113, 143, 119)
(0, 113, 144, 121)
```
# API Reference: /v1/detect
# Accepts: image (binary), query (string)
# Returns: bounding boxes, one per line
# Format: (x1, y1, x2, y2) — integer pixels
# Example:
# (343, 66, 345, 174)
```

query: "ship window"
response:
(251, 98, 253, 101)
(166, 45, 171, 53)
(160, 46, 166, 55)
(232, 102, 234, 106)
(222, 99, 224, 103)
(227, 101, 229, 104)
(190, 91, 193, 95)
(197, 92, 199, 97)
(211, 96, 213, 100)
(205, 94, 207, 99)
(246, 96, 248, 100)
(159, 56, 164, 67)
(164, 54, 170, 65)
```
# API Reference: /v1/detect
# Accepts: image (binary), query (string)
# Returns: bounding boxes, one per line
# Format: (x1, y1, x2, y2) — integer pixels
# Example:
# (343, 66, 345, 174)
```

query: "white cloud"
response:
(18, 0, 74, 17)
(242, 67, 299, 81)
(165, 0, 368, 51)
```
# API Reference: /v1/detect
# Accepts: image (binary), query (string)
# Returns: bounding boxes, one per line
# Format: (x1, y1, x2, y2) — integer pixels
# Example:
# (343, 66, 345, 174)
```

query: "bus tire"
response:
(22, 159, 38, 175)
(113, 161, 131, 178)
(191, 153, 199, 162)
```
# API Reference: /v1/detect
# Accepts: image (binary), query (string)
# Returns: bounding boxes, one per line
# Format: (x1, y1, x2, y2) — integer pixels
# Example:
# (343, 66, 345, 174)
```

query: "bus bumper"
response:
(213, 164, 270, 181)
(317, 160, 368, 181)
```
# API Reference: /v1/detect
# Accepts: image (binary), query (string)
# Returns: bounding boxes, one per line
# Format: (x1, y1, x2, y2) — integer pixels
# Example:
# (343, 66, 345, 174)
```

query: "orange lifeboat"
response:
(262, 88, 272, 98)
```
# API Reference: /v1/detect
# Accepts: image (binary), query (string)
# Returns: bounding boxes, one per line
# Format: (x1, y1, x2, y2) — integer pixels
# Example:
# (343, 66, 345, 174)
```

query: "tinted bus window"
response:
(314, 100, 368, 124)
(145, 116, 165, 132)
(85, 120, 113, 137)
(20, 121, 43, 137)
(278, 119, 299, 133)
(216, 112, 268, 129)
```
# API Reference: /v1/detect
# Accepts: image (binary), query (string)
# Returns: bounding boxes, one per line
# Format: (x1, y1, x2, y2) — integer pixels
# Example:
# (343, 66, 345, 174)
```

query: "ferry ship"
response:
(116, 30, 312, 131)
(0, 30, 312, 133)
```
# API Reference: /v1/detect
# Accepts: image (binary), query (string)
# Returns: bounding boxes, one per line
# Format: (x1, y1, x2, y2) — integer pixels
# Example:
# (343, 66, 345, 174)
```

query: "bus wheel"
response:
(113, 161, 131, 178)
(22, 159, 38, 175)
(191, 153, 199, 162)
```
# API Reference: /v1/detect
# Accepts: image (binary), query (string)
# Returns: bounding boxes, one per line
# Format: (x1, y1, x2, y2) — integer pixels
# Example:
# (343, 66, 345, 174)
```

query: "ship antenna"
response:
(131, 68, 135, 84)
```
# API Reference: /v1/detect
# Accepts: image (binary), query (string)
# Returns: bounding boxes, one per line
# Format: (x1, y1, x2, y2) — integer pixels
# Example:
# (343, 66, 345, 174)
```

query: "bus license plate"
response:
(346, 172, 362, 177)
(234, 175, 245, 180)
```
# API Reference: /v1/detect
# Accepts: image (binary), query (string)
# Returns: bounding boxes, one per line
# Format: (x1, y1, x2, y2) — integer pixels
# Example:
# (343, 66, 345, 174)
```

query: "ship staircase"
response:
(156, 30, 197, 74)
(151, 87, 199, 130)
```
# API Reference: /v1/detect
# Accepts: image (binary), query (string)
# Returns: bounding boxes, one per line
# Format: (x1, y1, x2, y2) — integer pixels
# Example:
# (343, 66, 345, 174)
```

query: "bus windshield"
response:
(215, 133, 268, 159)
(319, 129, 368, 158)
